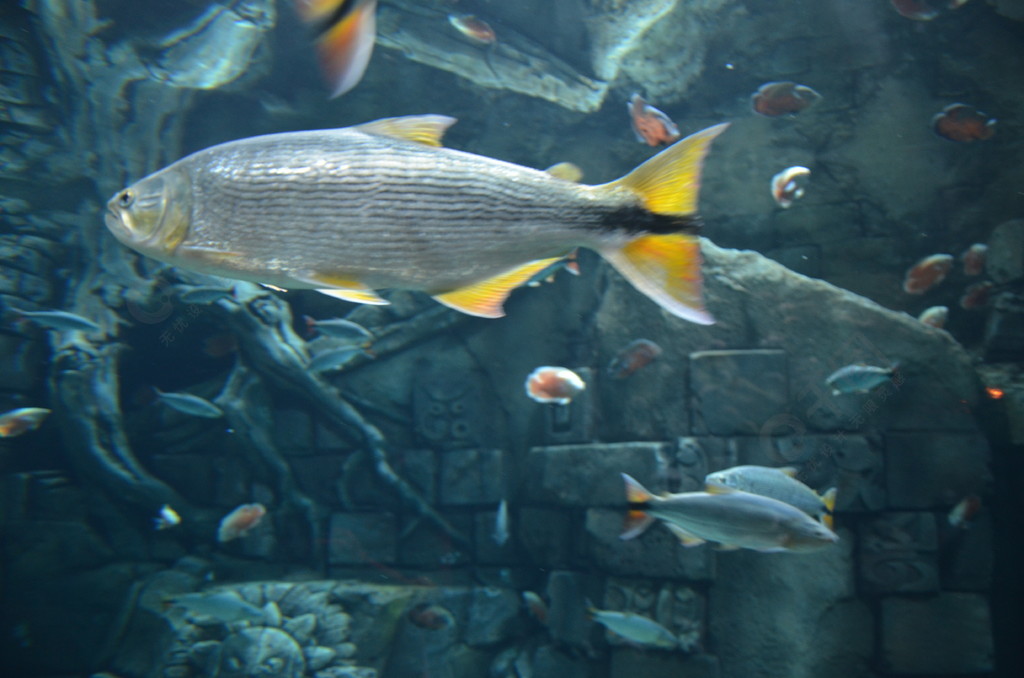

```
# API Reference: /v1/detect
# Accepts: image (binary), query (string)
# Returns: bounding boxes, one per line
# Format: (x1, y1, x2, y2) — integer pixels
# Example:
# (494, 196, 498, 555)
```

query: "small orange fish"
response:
(448, 14, 496, 45)
(948, 494, 981, 528)
(0, 407, 50, 437)
(295, 0, 378, 98)
(607, 339, 663, 379)
(751, 81, 821, 117)
(525, 366, 586, 405)
(522, 591, 548, 625)
(917, 305, 948, 328)
(217, 503, 267, 543)
(960, 243, 987, 276)
(902, 254, 953, 294)
(408, 603, 455, 630)
(932, 104, 996, 143)
(960, 281, 994, 310)
(628, 94, 680, 147)
(770, 166, 811, 208)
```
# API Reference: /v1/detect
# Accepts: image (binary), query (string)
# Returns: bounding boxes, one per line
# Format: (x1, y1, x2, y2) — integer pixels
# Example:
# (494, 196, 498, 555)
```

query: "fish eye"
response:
(118, 190, 134, 208)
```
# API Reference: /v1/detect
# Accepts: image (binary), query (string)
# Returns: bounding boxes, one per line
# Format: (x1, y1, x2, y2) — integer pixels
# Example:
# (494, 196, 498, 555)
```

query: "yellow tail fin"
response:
(597, 123, 728, 323)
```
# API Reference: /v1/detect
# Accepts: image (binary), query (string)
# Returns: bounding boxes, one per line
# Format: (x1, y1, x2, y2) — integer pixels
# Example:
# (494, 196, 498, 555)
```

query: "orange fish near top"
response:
(751, 81, 822, 117)
(448, 14, 497, 45)
(932, 104, 996, 142)
(217, 503, 267, 542)
(628, 94, 681, 147)
(525, 366, 586, 405)
(902, 254, 954, 294)
(295, 0, 378, 98)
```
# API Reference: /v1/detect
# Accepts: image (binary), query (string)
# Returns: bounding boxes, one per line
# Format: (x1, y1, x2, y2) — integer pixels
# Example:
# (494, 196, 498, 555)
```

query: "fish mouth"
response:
(104, 204, 131, 243)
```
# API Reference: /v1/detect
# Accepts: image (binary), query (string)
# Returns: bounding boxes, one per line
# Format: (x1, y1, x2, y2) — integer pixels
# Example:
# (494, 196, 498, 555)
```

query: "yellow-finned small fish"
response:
(105, 115, 727, 322)
(704, 465, 837, 529)
(294, 0, 377, 98)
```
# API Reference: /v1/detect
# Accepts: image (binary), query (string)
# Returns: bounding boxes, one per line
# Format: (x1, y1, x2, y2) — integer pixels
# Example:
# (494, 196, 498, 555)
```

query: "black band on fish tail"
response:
(317, 0, 361, 36)
(598, 206, 702, 236)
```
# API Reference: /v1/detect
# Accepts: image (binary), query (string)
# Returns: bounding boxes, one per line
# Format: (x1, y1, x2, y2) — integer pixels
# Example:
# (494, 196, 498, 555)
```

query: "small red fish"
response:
(960, 281, 994, 310)
(948, 494, 981, 528)
(525, 366, 586, 405)
(902, 254, 954, 294)
(770, 166, 811, 208)
(408, 603, 455, 630)
(295, 0, 378, 98)
(751, 81, 822, 117)
(628, 94, 680, 147)
(890, 0, 942, 20)
(217, 503, 267, 543)
(448, 14, 496, 45)
(932, 104, 996, 142)
(0, 407, 50, 437)
(607, 339, 663, 379)
(959, 243, 987, 276)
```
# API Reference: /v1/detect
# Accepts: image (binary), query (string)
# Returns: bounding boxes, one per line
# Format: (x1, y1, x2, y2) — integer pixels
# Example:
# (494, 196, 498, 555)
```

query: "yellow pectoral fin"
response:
(544, 162, 583, 182)
(356, 114, 457, 147)
(432, 258, 562, 318)
(601, 233, 713, 324)
(663, 522, 706, 547)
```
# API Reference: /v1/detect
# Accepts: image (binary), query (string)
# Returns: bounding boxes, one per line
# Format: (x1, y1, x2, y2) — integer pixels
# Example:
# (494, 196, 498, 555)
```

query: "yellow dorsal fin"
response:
(779, 466, 799, 477)
(544, 162, 583, 182)
(663, 522, 706, 547)
(432, 257, 560, 318)
(601, 233, 713, 324)
(355, 114, 457, 147)
(599, 123, 728, 216)
(621, 473, 653, 504)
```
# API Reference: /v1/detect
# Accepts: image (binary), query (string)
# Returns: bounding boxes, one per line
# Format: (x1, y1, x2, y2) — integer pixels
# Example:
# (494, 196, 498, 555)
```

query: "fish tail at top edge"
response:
(595, 123, 729, 324)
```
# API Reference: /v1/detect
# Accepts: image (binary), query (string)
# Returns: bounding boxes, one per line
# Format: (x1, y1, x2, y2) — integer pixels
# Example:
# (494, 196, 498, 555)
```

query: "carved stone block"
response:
(858, 512, 939, 594)
(879, 594, 993, 674)
(885, 432, 991, 508)
(524, 442, 672, 506)
(327, 513, 397, 565)
(517, 507, 573, 569)
(601, 578, 705, 652)
(690, 349, 787, 436)
(438, 448, 504, 505)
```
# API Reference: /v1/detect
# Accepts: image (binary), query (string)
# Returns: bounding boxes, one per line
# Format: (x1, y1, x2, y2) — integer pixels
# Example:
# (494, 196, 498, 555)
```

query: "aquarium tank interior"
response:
(1, 1, 1023, 677)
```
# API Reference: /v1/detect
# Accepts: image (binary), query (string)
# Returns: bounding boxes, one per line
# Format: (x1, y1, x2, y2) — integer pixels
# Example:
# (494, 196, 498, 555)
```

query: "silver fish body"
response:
(156, 389, 224, 418)
(106, 115, 727, 322)
(590, 608, 678, 649)
(14, 308, 100, 333)
(825, 364, 896, 395)
(167, 591, 265, 624)
(704, 465, 834, 520)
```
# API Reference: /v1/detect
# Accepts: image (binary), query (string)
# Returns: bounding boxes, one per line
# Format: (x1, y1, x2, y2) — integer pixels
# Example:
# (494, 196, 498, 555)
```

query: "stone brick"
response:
(690, 350, 787, 436)
(327, 513, 397, 565)
(439, 448, 504, 505)
(545, 571, 601, 647)
(879, 594, 993, 674)
(347, 448, 437, 508)
(585, 509, 712, 581)
(885, 432, 991, 508)
(518, 507, 574, 568)
(397, 513, 472, 568)
(858, 512, 939, 594)
(532, 644, 595, 678)
(940, 512, 993, 591)
(475, 506, 518, 565)
(524, 442, 672, 506)
(290, 455, 345, 507)
(273, 408, 314, 454)
(610, 651, 719, 678)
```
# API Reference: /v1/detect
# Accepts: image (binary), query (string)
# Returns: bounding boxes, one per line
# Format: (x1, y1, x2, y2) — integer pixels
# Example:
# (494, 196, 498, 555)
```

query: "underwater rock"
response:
(689, 350, 788, 436)
(438, 448, 505, 505)
(858, 512, 940, 594)
(986, 218, 1024, 284)
(879, 594, 993, 673)
(219, 626, 306, 678)
(885, 432, 991, 509)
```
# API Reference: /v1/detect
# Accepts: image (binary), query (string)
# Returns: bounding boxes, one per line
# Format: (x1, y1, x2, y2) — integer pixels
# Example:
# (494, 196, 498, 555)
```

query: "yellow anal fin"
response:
(620, 510, 655, 541)
(601, 233, 713, 324)
(600, 122, 729, 216)
(663, 522, 706, 547)
(314, 0, 378, 98)
(356, 114, 457, 147)
(298, 272, 390, 306)
(432, 257, 561, 318)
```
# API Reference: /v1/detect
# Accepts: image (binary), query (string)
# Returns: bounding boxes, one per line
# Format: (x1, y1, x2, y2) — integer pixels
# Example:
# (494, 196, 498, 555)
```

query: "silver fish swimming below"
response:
(105, 115, 728, 324)
(825, 363, 897, 395)
(165, 591, 266, 624)
(13, 308, 100, 333)
(704, 465, 836, 528)
(621, 473, 838, 553)
(155, 388, 224, 419)
(588, 605, 678, 650)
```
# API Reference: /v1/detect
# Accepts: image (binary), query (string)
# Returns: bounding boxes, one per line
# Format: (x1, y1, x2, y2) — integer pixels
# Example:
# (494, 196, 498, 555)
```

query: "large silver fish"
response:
(621, 474, 838, 553)
(105, 115, 727, 322)
(704, 464, 837, 528)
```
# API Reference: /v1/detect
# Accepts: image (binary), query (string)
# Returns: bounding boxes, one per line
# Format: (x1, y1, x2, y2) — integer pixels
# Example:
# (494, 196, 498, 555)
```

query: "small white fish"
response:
(165, 591, 265, 624)
(825, 363, 897, 395)
(917, 305, 949, 329)
(154, 504, 182, 531)
(522, 591, 548, 625)
(770, 166, 810, 208)
(13, 308, 100, 333)
(305, 317, 374, 345)
(179, 286, 234, 304)
(589, 605, 678, 650)
(155, 388, 224, 418)
(493, 499, 510, 546)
